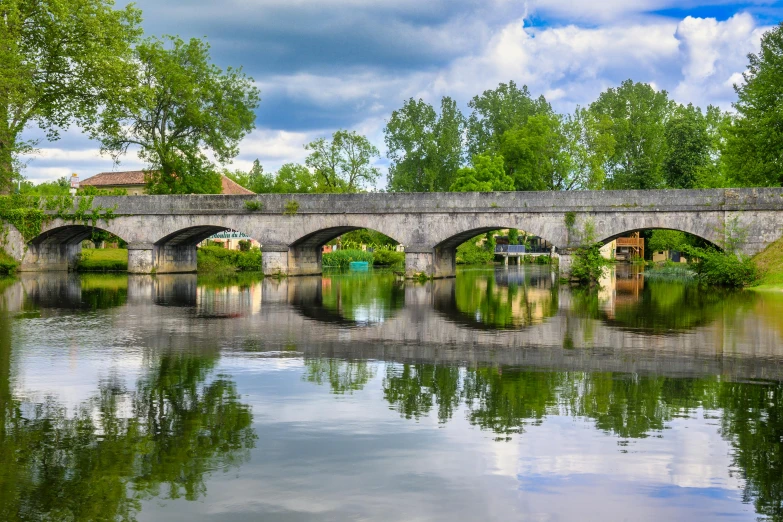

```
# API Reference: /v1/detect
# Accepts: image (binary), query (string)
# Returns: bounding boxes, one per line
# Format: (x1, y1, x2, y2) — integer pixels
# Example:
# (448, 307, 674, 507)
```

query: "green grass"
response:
(322, 249, 373, 268)
(197, 245, 262, 274)
(77, 248, 128, 272)
(0, 248, 18, 275)
(751, 236, 783, 291)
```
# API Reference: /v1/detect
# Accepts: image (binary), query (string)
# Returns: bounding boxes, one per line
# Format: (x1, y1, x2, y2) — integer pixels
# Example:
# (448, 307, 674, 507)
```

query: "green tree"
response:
(648, 230, 687, 253)
(19, 176, 70, 196)
(305, 130, 380, 193)
(663, 104, 726, 189)
(97, 36, 260, 194)
(500, 112, 566, 191)
(723, 22, 783, 187)
(589, 80, 674, 189)
(467, 81, 551, 157)
(0, 0, 142, 191)
(225, 159, 272, 193)
(384, 97, 465, 192)
(273, 163, 316, 193)
(450, 154, 513, 192)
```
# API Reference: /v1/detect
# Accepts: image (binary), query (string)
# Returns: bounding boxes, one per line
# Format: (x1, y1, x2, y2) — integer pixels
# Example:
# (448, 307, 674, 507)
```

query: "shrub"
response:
(197, 245, 262, 273)
(238, 240, 252, 252)
(683, 246, 757, 287)
(535, 255, 551, 265)
(322, 249, 373, 268)
(456, 237, 494, 265)
(570, 242, 611, 285)
(372, 249, 404, 266)
(244, 200, 263, 211)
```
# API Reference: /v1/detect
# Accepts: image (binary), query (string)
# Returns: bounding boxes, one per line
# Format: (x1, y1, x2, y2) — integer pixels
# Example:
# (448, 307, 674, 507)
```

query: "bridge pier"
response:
(404, 246, 456, 279)
(288, 246, 322, 276)
(262, 244, 290, 276)
(127, 243, 197, 274)
(20, 243, 81, 271)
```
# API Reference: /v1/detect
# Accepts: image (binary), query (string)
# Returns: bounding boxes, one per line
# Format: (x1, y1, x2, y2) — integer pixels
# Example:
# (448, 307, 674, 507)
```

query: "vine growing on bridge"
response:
(0, 194, 118, 243)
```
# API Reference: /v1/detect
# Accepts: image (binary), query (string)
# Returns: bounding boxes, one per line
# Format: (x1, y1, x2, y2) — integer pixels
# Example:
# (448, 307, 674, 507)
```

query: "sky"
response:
(19, 0, 783, 186)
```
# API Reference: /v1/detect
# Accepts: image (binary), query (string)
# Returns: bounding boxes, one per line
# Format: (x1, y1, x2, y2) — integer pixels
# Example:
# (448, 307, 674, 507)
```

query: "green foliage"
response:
(371, 249, 404, 266)
(456, 234, 494, 265)
(283, 199, 299, 215)
(76, 248, 128, 272)
(336, 229, 397, 248)
(508, 229, 519, 245)
(0, 194, 116, 242)
(0, 247, 18, 274)
(648, 230, 687, 253)
(663, 104, 727, 188)
(589, 80, 674, 189)
(305, 130, 380, 193)
(19, 176, 70, 196)
(564, 211, 576, 230)
(238, 239, 252, 252)
(385, 97, 465, 192)
(97, 35, 260, 194)
(197, 246, 262, 274)
(322, 249, 374, 268)
(450, 154, 513, 192)
(723, 22, 783, 187)
(244, 200, 263, 211)
(466, 81, 551, 157)
(0, 0, 142, 190)
(570, 242, 611, 285)
(683, 245, 758, 287)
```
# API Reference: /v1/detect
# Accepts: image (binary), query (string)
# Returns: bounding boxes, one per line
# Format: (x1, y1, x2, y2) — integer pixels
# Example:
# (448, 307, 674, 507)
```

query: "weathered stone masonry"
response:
(3, 188, 782, 278)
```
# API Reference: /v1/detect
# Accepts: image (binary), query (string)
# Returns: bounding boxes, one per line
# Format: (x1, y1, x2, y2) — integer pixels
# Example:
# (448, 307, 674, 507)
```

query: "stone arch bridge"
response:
(3, 188, 782, 278)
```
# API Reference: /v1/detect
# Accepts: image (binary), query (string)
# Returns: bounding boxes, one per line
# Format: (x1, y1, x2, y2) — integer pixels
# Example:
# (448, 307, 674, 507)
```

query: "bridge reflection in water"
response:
(4, 267, 783, 382)
(3, 268, 783, 521)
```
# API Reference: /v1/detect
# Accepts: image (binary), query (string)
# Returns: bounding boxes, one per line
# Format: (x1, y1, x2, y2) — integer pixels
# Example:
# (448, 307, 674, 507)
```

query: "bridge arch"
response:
(424, 221, 560, 278)
(23, 224, 129, 271)
(150, 225, 262, 274)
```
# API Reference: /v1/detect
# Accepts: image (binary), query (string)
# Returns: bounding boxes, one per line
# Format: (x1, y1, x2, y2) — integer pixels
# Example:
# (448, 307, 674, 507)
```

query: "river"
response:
(1, 266, 782, 521)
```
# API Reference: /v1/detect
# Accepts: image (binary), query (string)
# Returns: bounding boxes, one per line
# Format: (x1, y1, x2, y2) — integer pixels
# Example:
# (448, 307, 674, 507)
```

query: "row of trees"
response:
(233, 21, 783, 196)
(4, 1, 782, 195)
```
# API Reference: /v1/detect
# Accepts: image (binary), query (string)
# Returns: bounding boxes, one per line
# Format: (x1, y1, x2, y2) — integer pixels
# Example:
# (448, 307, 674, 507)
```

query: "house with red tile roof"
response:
(80, 171, 254, 195)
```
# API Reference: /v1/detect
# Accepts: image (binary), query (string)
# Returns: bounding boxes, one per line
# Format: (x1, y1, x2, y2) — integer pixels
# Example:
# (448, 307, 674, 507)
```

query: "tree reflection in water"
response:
(0, 353, 255, 521)
(305, 357, 783, 517)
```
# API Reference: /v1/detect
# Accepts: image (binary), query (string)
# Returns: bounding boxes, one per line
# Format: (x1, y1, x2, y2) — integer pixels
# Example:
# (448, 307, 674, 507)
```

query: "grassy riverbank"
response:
(77, 248, 128, 272)
(322, 249, 404, 268)
(197, 246, 262, 274)
(76, 247, 264, 274)
(752, 237, 783, 291)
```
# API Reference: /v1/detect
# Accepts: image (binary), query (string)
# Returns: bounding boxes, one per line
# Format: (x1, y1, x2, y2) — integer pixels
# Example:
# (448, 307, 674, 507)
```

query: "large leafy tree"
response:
(97, 36, 260, 194)
(723, 22, 783, 187)
(384, 97, 465, 192)
(0, 0, 142, 191)
(467, 81, 551, 157)
(663, 104, 727, 189)
(589, 80, 674, 190)
(305, 130, 380, 193)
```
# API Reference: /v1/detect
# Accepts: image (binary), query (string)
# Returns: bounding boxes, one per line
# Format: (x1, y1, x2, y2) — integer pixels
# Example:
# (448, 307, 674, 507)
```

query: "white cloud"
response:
(673, 13, 769, 108)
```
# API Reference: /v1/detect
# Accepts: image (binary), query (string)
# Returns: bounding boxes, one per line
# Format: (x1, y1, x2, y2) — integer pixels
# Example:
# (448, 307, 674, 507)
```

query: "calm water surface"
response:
(1, 266, 783, 521)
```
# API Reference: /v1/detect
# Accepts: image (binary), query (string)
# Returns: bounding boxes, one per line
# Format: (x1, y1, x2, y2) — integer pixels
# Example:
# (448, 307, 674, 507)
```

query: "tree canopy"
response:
(385, 97, 465, 192)
(96, 36, 260, 194)
(0, 0, 142, 191)
(723, 21, 783, 187)
(305, 130, 380, 193)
